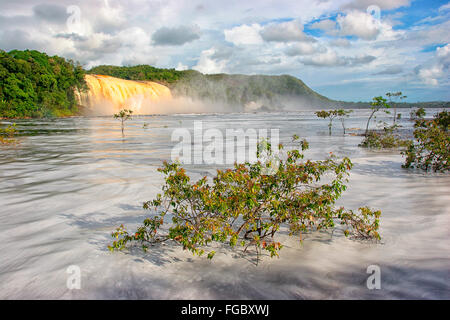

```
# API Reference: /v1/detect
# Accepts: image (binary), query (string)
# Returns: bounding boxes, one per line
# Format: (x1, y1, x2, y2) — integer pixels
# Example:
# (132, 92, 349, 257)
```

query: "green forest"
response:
(0, 50, 87, 118)
(88, 65, 183, 85)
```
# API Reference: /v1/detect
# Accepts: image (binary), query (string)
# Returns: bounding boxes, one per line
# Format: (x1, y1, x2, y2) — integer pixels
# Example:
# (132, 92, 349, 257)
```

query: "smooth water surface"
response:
(0, 109, 449, 299)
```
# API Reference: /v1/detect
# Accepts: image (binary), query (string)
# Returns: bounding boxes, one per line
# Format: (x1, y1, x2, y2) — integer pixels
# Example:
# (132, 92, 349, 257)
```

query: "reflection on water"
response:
(0, 109, 449, 299)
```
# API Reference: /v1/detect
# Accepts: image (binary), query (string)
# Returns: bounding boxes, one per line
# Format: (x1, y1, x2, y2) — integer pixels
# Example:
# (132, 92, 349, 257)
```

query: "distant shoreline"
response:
(1, 104, 448, 121)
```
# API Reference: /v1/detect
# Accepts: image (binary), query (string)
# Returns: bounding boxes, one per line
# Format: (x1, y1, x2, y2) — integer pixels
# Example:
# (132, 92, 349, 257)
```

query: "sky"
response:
(0, 0, 449, 102)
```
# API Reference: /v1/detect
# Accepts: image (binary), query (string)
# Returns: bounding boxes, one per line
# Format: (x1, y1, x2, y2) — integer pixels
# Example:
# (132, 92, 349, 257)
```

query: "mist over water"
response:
(0, 109, 449, 299)
(78, 75, 239, 116)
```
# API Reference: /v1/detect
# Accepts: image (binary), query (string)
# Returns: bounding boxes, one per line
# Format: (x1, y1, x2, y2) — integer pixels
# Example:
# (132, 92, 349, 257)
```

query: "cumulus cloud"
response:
(175, 62, 189, 71)
(337, 10, 381, 40)
(122, 54, 158, 67)
(152, 25, 201, 46)
(238, 56, 282, 67)
(224, 24, 263, 46)
(301, 50, 344, 66)
(0, 29, 45, 51)
(310, 19, 338, 35)
(260, 19, 313, 42)
(193, 48, 228, 74)
(54, 33, 88, 42)
(0, 0, 448, 101)
(342, 0, 411, 11)
(401, 20, 450, 48)
(91, 2, 127, 34)
(285, 42, 319, 56)
(32, 4, 67, 24)
(309, 10, 390, 40)
(415, 44, 450, 85)
(329, 38, 351, 47)
(210, 45, 234, 60)
(224, 19, 315, 46)
(301, 49, 376, 67)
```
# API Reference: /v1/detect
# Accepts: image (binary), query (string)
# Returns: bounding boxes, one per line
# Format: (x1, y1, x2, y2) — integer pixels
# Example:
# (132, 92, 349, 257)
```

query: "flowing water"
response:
(78, 75, 172, 115)
(0, 109, 449, 299)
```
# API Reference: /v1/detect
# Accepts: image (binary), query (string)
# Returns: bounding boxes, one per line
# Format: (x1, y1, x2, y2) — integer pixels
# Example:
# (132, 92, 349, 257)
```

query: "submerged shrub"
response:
(315, 109, 353, 135)
(410, 107, 426, 120)
(338, 109, 353, 135)
(359, 125, 409, 149)
(114, 108, 133, 135)
(364, 96, 391, 136)
(386, 91, 406, 125)
(402, 111, 449, 172)
(109, 137, 381, 263)
(315, 110, 338, 135)
(0, 123, 18, 145)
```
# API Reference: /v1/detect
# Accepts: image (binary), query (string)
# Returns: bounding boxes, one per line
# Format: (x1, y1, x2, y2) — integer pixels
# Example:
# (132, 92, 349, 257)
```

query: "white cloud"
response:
(91, 1, 127, 34)
(310, 19, 338, 35)
(416, 44, 450, 86)
(342, 0, 411, 11)
(285, 42, 319, 56)
(224, 24, 263, 46)
(438, 2, 450, 12)
(152, 25, 201, 46)
(437, 43, 450, 58)
(260, 19, 312, 42)
(193, 48, 228, 74)
(330, 38, 351, 47)
(0, 0, 448, 101)
(302, 50, 344, 66)
(337, 10, 381, 40)
(300, 48, 376, 67)
(309, 10, 400, 41)
(418, 66, 442, 85)
(176, 62, 188, 70)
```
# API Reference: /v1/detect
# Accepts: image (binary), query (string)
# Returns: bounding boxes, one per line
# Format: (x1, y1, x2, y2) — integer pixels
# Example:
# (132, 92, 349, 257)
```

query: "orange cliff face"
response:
(76, 74, 173, 115)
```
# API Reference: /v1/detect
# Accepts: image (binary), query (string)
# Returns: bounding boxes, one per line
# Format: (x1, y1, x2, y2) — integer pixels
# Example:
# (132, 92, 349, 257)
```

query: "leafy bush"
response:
(434, 110, 449, 130)
(109, 137, 381, 263)
(402, 111, 449, 172)
(0, 123, 18, 145)
(359, 125, 409, 149)
(410, 107, 426, 120)
(315, 110, 338, 135)
(315, 109, 353, 135)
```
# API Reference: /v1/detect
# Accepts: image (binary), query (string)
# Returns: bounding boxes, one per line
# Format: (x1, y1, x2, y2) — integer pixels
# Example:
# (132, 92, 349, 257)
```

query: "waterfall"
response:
(77, 74, 172, 115)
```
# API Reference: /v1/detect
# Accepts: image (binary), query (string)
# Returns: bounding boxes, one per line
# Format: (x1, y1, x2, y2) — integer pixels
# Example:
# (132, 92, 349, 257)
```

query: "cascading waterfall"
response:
(77, 74, 173, 115)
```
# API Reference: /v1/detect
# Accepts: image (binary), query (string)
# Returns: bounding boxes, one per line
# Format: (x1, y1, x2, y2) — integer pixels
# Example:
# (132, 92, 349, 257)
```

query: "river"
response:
(0, 109, 448, 299)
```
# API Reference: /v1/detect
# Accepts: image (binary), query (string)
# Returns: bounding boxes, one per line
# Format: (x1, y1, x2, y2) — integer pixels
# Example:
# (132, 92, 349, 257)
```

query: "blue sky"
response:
(0, 0, 449, 102)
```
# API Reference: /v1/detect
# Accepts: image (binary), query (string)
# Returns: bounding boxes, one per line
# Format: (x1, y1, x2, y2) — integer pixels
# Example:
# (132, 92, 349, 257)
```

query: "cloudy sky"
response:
(0, 0, 449, 102)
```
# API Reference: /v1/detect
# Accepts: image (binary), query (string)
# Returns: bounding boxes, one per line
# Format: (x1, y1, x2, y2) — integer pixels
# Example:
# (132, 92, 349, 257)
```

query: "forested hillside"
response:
(88, 66, 333, 110)
(171, 70, 332, 110)
(0, 50, 87, 118)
